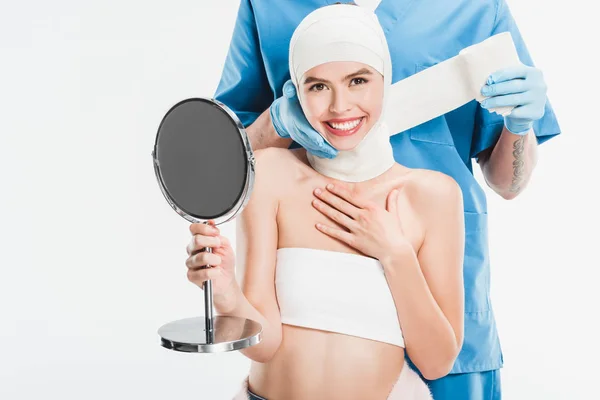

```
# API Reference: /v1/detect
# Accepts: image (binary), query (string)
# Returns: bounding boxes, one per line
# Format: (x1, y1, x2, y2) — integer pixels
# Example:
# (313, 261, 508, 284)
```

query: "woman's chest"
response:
(276, 176, 424, 257)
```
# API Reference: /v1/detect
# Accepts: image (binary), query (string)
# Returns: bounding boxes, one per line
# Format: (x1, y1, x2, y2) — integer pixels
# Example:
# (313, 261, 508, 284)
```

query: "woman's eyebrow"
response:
(303, 68, 373, 85)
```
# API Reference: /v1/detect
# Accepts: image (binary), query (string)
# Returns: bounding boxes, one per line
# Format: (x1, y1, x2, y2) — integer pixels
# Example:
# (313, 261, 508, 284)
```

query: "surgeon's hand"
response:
(480, 65, 547, 135)
(270, 80, 338, 159)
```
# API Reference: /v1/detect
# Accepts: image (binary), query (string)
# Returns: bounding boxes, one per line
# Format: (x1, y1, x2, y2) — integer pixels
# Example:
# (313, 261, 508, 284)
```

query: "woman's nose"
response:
(329, 90, 352, 114)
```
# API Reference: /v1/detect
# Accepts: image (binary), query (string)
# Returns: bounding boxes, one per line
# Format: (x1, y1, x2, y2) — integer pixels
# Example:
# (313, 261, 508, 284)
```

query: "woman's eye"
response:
(309, 83, 326, 92)
(351, 77, 368, 85)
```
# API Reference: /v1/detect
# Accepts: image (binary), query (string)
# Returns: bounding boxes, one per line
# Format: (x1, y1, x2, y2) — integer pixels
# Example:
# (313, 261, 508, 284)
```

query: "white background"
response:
(1, 0, 598, 399)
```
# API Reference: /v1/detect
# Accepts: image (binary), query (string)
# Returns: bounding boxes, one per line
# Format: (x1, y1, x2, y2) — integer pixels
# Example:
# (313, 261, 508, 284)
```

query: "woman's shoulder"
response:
(252, 147, 312, 186)
(253, 146, 288, 162)
(405, 168, 460, 194)
(253, 146, 305, 163)
(253, 147, 308, 173)
(401, 167, 463, 214)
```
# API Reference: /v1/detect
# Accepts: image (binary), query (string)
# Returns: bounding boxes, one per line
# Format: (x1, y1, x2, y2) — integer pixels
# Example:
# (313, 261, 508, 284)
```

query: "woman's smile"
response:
(323, 116, 365, 136)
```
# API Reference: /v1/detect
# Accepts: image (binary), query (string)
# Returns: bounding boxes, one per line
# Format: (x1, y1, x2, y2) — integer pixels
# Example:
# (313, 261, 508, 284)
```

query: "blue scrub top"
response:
(214, 0, 561, 374)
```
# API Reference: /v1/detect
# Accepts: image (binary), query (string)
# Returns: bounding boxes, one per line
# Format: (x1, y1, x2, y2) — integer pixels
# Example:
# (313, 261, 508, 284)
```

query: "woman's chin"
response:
(329, 140, 359, 151)
(312, 139, 355, 153)
(315, 128, 366, 152)
(323, 131, 366, 151)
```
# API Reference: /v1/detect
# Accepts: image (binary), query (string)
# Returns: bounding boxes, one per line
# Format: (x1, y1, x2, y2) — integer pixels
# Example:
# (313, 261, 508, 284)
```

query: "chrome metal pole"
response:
(203, 246, 214, 343)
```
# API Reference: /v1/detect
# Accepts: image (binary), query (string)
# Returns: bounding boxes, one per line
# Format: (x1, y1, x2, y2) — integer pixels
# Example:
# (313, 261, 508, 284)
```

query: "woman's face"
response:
(299, 61, 384, 151)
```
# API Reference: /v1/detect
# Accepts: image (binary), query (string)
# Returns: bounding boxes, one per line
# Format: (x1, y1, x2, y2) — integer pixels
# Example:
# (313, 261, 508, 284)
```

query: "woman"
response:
(186, 4, 464, 399)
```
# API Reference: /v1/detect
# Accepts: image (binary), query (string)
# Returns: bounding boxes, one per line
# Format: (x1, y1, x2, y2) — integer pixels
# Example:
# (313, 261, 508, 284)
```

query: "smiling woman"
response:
(185, 4, 465, 400)
(299, 63, 383, 150)
(286, 2, 398, 183)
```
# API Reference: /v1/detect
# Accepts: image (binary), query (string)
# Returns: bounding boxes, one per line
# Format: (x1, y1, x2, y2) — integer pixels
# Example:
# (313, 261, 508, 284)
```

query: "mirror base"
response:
(158, 315, 262, 353)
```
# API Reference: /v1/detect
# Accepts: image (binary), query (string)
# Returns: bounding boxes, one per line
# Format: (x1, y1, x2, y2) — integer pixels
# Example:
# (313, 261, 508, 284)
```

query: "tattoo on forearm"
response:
(509, 135, 526, 193)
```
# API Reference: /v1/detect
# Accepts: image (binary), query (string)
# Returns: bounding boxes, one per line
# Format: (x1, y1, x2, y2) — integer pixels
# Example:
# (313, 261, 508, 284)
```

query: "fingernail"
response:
(487, 76, 494, 85)
(314, 188, 322, 195)
(481, 85, 489, 95)
(481, 100, 488, 109)
(326, 184, 334, 190)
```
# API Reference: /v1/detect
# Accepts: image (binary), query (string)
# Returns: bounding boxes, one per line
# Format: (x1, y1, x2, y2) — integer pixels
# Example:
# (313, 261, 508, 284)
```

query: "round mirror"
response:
(151, 98, 262, 353)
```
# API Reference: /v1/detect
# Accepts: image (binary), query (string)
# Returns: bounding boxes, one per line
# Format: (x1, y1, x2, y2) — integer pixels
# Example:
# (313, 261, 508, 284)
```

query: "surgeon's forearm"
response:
(246, 108, 292, 151)
(480, 126, 538, 200)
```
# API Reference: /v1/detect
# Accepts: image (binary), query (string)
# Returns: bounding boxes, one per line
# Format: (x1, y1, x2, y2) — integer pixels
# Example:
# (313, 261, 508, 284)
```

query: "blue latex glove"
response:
(269, 80, 338, 159)
(480, 65, 548, 135)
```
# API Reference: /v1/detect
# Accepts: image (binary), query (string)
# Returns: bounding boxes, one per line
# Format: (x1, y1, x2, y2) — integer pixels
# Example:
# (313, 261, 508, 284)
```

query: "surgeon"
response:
(213, 0, 561, 398)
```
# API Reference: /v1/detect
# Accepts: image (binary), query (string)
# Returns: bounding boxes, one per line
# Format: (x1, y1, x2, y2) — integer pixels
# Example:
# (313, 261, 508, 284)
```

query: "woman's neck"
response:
(306, 121, 396, 183)
(298, 148, 407, 194)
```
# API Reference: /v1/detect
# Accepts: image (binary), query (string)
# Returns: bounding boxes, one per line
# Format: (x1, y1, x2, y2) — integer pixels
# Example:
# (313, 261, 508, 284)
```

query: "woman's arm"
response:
(309, 172, 464, 379)
(213, 148, 283, 363)
(380, 173, 465, 380)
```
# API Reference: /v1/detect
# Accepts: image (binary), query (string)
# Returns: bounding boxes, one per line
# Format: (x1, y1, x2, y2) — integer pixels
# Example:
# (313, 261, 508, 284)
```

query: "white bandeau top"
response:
(275, 247, 404, 348)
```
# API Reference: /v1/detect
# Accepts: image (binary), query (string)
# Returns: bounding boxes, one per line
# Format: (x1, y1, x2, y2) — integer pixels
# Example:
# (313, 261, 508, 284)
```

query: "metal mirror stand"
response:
(152, 98, 262, 353)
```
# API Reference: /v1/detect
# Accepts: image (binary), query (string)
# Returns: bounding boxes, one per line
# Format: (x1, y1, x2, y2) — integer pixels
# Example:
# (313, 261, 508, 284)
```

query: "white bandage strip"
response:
(385, 32, 522, 136)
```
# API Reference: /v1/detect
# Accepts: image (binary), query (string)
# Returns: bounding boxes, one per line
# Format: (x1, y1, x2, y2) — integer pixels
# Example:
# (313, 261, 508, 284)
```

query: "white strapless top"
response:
(275, 247, 404, 348)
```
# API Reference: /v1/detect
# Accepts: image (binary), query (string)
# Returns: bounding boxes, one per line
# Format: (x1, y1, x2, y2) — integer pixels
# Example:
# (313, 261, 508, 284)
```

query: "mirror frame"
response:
(151, 98, 256, 225)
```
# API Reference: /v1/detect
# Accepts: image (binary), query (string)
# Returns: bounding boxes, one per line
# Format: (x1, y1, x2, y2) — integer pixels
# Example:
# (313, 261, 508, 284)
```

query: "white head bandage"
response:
(289, 4, 396, 182)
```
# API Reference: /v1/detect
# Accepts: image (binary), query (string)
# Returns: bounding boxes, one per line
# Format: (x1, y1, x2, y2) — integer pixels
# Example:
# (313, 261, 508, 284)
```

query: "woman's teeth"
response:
(327, 118, 362, 130)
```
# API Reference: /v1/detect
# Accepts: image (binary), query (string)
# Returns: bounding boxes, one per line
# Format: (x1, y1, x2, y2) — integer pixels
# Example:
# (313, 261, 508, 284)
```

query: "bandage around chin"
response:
(385, 32, 521, 135)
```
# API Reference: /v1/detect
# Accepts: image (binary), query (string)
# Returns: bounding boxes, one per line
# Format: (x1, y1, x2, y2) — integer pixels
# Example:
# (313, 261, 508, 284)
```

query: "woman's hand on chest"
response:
(310, 181, 420, 262)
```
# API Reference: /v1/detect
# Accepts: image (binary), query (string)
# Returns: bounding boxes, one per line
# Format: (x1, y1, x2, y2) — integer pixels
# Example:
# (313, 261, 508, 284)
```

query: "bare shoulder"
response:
(253, 147, 292, 180)
(253, 147, 302, 168)
(403, 168, 463, 217)
(251, 147, 307, 197)
(253, 147, 309, 178)
(253, 147, 291, 168)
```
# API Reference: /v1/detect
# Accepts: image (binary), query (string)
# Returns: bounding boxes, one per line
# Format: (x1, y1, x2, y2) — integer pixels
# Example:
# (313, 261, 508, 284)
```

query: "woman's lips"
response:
(323, 117, 365, 137)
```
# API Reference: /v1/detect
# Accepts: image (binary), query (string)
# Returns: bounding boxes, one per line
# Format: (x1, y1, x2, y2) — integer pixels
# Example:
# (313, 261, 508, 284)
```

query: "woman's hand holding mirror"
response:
(186, 222, 238, 310)
(153, 98, 261, 352)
